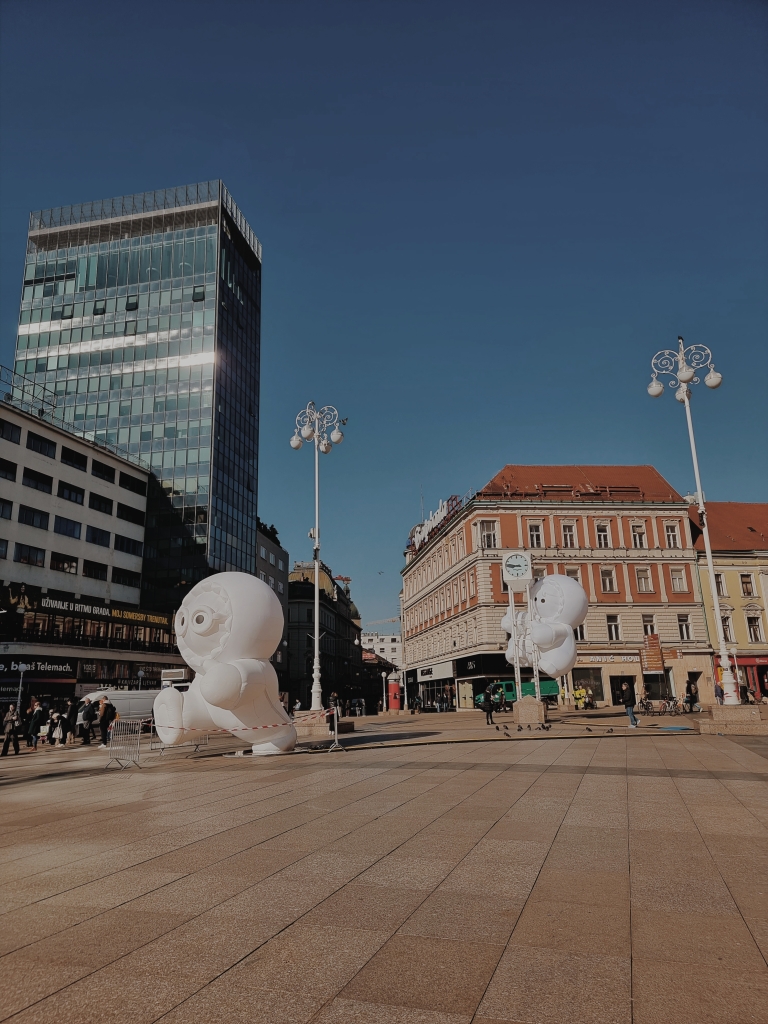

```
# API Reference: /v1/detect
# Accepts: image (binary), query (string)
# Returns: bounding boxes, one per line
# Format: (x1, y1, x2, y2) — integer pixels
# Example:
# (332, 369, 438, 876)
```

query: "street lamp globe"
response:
(330, 427, 344, 444)
(647, 379, 665, 398)
(300, 424, 314, 440)
(319, 440, 332, 454)
(704, 369, 722, 389)
(675, 384, 690, 404)
(290, 434, 303, 450)
(677, 362, 695, 383)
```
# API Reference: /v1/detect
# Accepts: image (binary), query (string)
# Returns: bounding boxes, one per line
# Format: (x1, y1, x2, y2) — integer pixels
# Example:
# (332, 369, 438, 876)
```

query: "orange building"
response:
(402, 465, 714, 709)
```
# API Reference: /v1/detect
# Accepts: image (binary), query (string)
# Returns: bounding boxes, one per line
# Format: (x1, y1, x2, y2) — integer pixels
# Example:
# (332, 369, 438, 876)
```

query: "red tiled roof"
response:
(690, 502, 768, 552)
(480, 465, 683, 502)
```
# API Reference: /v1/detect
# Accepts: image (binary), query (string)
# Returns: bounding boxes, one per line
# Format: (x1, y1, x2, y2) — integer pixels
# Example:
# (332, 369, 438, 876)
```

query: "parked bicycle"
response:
(638, 697, 654, 716)
(658, 697, 683, 716)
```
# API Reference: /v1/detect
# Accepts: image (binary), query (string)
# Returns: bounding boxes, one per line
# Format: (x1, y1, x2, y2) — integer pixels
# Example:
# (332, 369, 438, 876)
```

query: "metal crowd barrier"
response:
(149, 724, 209, 755)
(105, 717, 146, 770)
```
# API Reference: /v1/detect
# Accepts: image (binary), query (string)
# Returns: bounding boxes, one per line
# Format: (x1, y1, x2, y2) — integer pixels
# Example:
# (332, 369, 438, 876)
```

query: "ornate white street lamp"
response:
(647, 336, 738, 704)
(290, 402, 346, 711)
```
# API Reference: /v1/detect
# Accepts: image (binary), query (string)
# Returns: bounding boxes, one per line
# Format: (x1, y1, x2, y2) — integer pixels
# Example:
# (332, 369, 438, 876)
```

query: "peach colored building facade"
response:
(402, 466, 714, 708)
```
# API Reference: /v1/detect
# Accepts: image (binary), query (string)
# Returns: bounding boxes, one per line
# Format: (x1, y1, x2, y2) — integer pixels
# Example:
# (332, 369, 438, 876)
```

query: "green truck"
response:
(475, 678, 560, 710)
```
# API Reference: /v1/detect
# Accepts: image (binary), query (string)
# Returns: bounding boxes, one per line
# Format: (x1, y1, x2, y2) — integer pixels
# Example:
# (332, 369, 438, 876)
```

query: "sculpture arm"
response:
(198, 661, 244, 711)
(530, 621, 571, 652)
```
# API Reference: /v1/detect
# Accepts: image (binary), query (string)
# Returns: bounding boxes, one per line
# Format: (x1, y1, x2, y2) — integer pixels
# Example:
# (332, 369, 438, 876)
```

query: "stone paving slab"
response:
(1, 730, 767, 1023)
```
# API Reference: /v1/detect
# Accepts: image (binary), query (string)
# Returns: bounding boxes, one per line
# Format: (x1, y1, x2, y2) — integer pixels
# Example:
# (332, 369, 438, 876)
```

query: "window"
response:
(119, 471, 147, 496)
(91, 459, 115, 483)
(562, 524, 576, 548)
(573, 623, 586, 641)
(722, 617, 733, 643)
(93, 300, 106, 315)
(0, 499, 11, 520)
(112, 566, 141, 588)
(636, 567, 652, 593)
(0, 457, 17, 482)
(631, 524, 646, 549)
(61, 446, 87, 471)
(0, 418, 21, 444)
(747, 616, 763, 643)
(565, 567, 580, 581)
(670, 568, 687, 593)
(62, 303, 74, 318)
(83, 559, 108, 580)
(89, 493, 113, 515)
(18, 505, 49, 530)
(600, 568, 617, 593)
(642, 614, 656, 635)
(596, 524, 610, 548)
(278, 559, 284, 571)
(260, 545, 267, 558)
(528, 524, 542, 548)
(715, 573, 727, 598)
(678, 614, 692, 641)
(14, 542, 45, 567)
(665, 523, 680, 548)
(0, 539, 6, 559)
(480, 521, 497, 549)
(22, 467, 52, 493)
(193, 285, 205, 302)
(269, 552, 275, 565)
(117, 502, 145, 526)
(125, 296, 139, 311)
(259, 570, 267, 582)
(740, 575, 755, 598)
(277, 581, 284, 594)
(268, 576, 275, 589)
(51, 552, 78, 574)
(607, 615, 621, 641)
(54, 515, 81, 539)
(26, 431, 56, 459)
(114, 534, 143, 556)
(86, 525, 111, 547)
(57, 480, 84, 505)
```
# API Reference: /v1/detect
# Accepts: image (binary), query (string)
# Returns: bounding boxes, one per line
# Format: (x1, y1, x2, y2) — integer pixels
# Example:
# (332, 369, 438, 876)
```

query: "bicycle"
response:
(638, 697, 654, 716)
(658, 697, 683, 716)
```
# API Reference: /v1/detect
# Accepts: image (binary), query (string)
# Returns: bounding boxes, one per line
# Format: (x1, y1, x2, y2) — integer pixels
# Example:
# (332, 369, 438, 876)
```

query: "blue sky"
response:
(1, 0, 766, 627)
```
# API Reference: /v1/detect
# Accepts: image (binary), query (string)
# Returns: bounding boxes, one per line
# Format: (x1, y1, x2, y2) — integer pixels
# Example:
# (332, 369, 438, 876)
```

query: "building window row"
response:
(478, 518, 683, 551)
(8, 542, 140, 588)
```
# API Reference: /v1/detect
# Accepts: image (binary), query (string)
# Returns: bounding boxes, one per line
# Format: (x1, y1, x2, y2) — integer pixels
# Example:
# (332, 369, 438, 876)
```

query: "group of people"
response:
(1, 696, 117, 756)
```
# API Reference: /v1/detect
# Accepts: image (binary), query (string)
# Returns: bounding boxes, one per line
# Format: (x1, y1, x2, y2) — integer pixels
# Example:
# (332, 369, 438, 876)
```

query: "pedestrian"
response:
(714, 680, 724, 705)
(27, 700, 44, 750)
(739, 683, 749, 705)
(327, 692, 338, 734)
(621, 681, 638, 728)
(688, 681, 702, 713)
(1, 703, 21, 756)
(98, 697, 116, 749)
(64, 699, 78, 745)
(48, 711, 65, 747)
(81, 697, 97, 744)
(482, 685, 495, 726)
(24, 701, 35, 747)
(293, 698, 301, 713)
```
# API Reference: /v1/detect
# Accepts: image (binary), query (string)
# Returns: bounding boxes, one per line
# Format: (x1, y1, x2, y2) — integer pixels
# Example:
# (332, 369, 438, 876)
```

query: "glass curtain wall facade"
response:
(13, 181, 262, 611)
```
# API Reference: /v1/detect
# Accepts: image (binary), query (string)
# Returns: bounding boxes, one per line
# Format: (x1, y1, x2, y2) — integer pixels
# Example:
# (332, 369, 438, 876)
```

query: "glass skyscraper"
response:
(13, 181, 262, 611)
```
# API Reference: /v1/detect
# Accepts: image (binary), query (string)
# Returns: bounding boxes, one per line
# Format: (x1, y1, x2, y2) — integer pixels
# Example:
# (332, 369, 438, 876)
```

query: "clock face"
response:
(505, 554, 529, 577)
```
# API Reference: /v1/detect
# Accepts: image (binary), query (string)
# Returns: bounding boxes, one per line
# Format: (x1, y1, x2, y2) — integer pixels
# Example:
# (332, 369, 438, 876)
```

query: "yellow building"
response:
(693, 503, 768, 699)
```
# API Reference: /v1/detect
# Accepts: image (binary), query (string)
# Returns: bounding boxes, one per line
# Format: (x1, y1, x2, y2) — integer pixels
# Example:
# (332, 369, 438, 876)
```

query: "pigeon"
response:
(607, 728, 613, 733)
(496, 726, 500, 731)
(527, 724, 531, 731)
(517, 725, 523, 732)
(585, 726, 592, 732)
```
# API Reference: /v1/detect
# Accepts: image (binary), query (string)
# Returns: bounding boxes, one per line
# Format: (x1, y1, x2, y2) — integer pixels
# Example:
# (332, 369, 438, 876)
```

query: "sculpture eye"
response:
(190, 606, 219, 635)
(175, 608, 189, 638)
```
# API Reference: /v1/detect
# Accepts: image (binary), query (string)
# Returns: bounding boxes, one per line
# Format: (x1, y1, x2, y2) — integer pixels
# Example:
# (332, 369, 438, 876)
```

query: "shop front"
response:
(715, 655, 768, 701)
(415, 661, 456, 710)
(455, 653, 516, 710)
(572, 653, 642, 706)
(0, 655, 78, 709)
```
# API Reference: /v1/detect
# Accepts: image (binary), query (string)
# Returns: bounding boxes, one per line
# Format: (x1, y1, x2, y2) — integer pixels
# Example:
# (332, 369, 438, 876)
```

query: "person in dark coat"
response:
(621, 681, 638, 728)
(482, 686, 496, 726)
(27, 701, 45, 750)
(2, 704, 21, 756)
(327, 692, 338, 734)
(64, 699, 78, 745)
(98, 698, 116, 748)
(81, 697, 97, 744)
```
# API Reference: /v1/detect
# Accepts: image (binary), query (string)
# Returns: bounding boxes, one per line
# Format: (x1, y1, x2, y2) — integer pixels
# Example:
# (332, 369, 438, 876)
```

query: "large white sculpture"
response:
(154, 572, 297, 755)
(501, 574, 588, 678)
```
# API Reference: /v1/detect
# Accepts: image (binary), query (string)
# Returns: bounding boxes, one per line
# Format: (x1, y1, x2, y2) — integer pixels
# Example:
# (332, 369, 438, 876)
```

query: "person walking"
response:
(714, 680, 724, 705)
(621, 681, 638, 729)
(482, 686, 496, 726)
(27, 701, 44, 750)
(64, 699, 78, 745)
(81, 697, 97, 744)
(1, 704, 21, 756)
(98, 697, 116, 749)
(327, 692, 338, 734)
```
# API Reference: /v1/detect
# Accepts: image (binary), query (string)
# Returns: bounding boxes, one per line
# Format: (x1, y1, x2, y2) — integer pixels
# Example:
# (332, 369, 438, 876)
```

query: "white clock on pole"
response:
(501, 550, 533, 591)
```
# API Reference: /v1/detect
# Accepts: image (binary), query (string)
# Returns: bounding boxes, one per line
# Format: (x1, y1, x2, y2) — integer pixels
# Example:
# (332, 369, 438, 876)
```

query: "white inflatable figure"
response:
(502, 574, 588, 678)
(153, 572, 297, 755)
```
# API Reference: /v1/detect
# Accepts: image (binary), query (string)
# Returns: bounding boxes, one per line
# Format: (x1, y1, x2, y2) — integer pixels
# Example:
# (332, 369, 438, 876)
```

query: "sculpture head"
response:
(174, 571, 284, 671)
(530, 574, 588, 627)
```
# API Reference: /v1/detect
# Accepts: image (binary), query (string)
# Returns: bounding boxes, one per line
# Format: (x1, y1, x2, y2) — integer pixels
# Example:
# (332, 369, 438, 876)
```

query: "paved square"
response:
(1, 730, 767, 1024)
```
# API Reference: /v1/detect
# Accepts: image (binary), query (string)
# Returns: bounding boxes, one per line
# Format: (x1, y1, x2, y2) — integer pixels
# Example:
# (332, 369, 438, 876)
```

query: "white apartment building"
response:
(361, 631, 403, 669)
